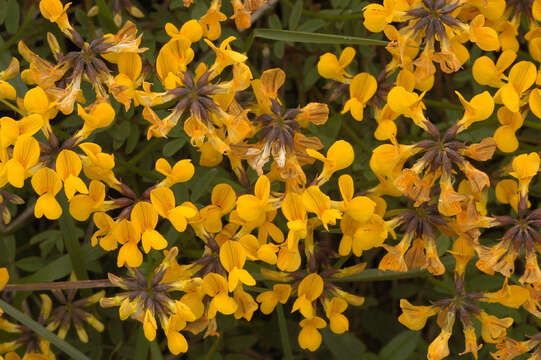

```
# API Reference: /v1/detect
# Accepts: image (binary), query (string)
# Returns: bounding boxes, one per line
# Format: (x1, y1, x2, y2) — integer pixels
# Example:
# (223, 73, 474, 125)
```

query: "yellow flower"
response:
(5, 135, 41, 188)
(495, 61, 537, 113)
(110, 53, 143, 111)
(427, 329, 452, 360)
(236, 175, 272, 223)
(495, 179, 521, 212)
(156, 38, 194, 85)
(131, 201, 167, 253)
(219, 240, 256, 291)
(493, 107, 524, 153)
(298, 316, 326, 352)
(256, 284, 291, 314)
(472, 50, 516, 88)
(302, 186, 341, 230)
(69, 180, 107, 221)
(31, 167, 62, 220)
(91, 212, 117, 250)
(114, 219, 142, 268)
(202, 273, 237, 318)
(143, 309, 157, 341)
(324, 297, 348, 334)
(79, 143, 121, 189)
(155, 158, 195, 187)
(39, 0, 72, 32)
(455, 91, 494, 130)
(317, 47, 355, 83)
(306, 140, 354, 184)
(481, 279, 529, 308)
(205, 36, 247, 78)
(281, 192, 307, 248)
(0, 114, 43, 149)
(76, 102, 115, 141)
(150, 187, 197, 232)
(199, 0, 227, 41)
(165, 20, 203, 43)
(198, 183, 237, 233)
(341, 73, 377, 121)
(477, 311, 513, 343)
(386, 86, 428, 129)
(56, 149, 88, 200)
(362, 0, 407, 33)
(0, 267, 9, 290)
(338, 175, 376, 223)
(398, 299, 438, 331)
(292, 273, 324, 318)
(0, 58, 18, 100)
(468, 15, 500, 51)
(231, 287, 257, 321)
(510, 152, 540, 196)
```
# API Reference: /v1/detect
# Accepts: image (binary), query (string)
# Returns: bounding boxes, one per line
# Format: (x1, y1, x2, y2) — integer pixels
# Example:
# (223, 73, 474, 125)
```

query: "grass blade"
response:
(276, 303, 294, 360)
(59, 196, 89, 282)
(0, 299, 90, 360)
(254, 28, 388, 46)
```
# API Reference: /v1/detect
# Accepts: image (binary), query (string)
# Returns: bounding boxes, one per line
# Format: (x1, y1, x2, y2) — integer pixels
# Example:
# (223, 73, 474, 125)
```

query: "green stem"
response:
(341, 121, 371, 153)
(127, 139, 162, 166)
(0, 299, 90, 360)
(58, 196, 89, 282)
(0, 98, 25, 116)
(276, 303, 294, 360)
(524, 120, 541, 131)
(117, 159, 161, 181)
(0, 5, 37, 53)
(281, 0, 363, 21)
(203, 336, 222, 360)
(333, 256, 454, 282)
(423, 99, 461, 111)
(4, 279, 114, 292)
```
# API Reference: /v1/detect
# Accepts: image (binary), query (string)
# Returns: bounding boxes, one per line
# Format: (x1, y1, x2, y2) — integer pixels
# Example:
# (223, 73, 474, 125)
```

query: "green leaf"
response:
(289, 0, 303, 30)
(254, 29, 388, 45)
(15, 245, 104, 284)
(268, 14, 282, 29)
(0, 299, 90, 360)
(59, 196, 89, 281)
(135, 328, 150, 360)
(162, 137, 187, 157)
(15, 256, 47, 272)
(276, 303, 294, 360)
(0, 0, 7, 24)
(5, 0, 19, 34)
(150, 341, 164, 360)
(297, 19, 326, 32)
(322, 328, 366, 359)
(190, 168, 218, 202)
(170, 0, 184, 9)
(379, 331, 420, 360)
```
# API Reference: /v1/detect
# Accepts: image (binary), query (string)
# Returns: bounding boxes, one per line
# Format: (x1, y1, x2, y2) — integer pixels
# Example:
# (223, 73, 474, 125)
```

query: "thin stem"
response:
(524, 120, 541, 131)
(0, 201, 35, 235)
(0, 98, 25, 116)
(127, 139, 162, 166)
(342, 121, 371, 153)
(276, 303, 294, 360)
(4, 279, 115, 292)
(423, 99, 461, 111)
(203, 336, 221, 360)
